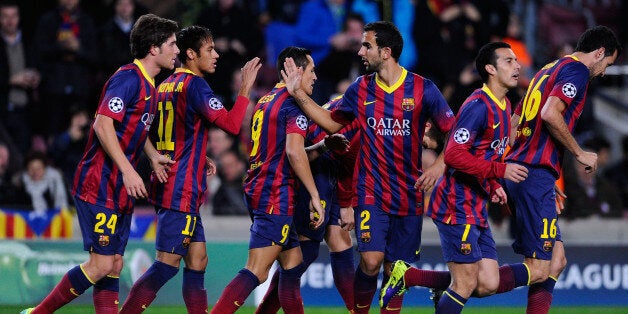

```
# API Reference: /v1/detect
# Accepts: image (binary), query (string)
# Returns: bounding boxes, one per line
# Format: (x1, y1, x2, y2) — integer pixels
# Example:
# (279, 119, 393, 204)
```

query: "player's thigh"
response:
(325, 224, 352, 252)
(278, 245, 305, 270)
(447, 261, 479, 297)
(476, 258, 499, 296)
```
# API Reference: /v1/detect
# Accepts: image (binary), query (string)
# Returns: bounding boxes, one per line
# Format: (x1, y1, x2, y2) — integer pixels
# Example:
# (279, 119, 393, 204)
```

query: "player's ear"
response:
(186, 48, 197, 61)
(485, 63, 497, 76)
(594, 47, 606, 61)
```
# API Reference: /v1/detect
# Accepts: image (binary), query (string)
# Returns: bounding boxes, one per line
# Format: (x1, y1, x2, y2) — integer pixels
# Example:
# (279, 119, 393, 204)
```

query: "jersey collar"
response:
(481, 84, 507, 111)
(375, 67, 407, 94)
(133, 59, 155, 87)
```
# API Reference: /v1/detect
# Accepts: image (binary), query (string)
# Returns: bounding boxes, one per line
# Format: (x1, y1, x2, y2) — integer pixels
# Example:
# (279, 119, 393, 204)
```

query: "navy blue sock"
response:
(67, 265, 93, 294)
(300, 240, 320, 268)
(93, 275, 119, 292)
(436, 288, 467, 314)
(512, 263, 530, 287)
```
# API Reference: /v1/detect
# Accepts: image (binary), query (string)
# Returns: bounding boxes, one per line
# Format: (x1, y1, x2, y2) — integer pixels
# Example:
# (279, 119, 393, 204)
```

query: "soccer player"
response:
(255, 95, 359, 313)
(380, 42, 531, 313)
(282, 21, 455, 313)
(505, 25, 620, 313)
(119, 26, 261, 314)
(211, 46, 325, 314)
(21, 14, 179, 314)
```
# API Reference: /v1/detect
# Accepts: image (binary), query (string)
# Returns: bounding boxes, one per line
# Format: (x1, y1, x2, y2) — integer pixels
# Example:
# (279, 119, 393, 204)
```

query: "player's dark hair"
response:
(177, 25, 213, 64)
(130, 14, 178, 59)
(475, 41, 511, 83)
(575, 25, 622, 58)
(364, 21, 403, 61)
(277, 46, 312, 81)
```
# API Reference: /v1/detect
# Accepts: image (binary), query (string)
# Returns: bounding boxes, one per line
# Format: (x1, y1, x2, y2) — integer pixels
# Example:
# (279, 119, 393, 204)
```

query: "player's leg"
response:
(527, 240, 566, 314)
(181, 217, 209, 314)
(276, 244, 306, 314)
(325, 224, 355, 312)
(93, 254, 124, 314)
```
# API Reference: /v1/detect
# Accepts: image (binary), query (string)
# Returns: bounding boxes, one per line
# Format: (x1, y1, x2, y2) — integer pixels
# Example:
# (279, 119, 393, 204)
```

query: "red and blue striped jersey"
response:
(331, 68, 455, 216)
(148, 69, 245, 213)
(243, 83, 309, 216)
(72, 60, 157, 214)
(428, 85, 511, 227)
(507, 56, 590, 178)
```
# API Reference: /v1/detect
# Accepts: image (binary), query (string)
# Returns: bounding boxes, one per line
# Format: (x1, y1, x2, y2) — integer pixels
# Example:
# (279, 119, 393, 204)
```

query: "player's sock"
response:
(93, 275, 119, 314)
(435, 288, 467, 314)
(278, 263, 305, 314)
(32, 265, 94, 314)
(300, 240, 320, 267)
(254, 270, 280, 314)
(404, 266, 451, 290)
(353, 267, 378, 313)
(526, 276, 556, 314)
(182, 268, 207, 314)
(496, 263, 530, 293)
(211, 268, 260, 314)
(381, 273, 404, 313)
(119, 260, 178, 313)
(330, 248, 355, 311)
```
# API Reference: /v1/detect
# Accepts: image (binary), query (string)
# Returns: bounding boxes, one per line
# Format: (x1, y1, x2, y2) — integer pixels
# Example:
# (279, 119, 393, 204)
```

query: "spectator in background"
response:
(212, 149, 248, 216)
(98, 0, 136, 79)
(32, 0, 98, 137)
(0, 141, 25, 206)
(605, 135, 628, 214)
(15, 151, 68, 216)
(0, 1, 40, 155)
(49, 108, 90, 190)
(207, 127, 237, 160)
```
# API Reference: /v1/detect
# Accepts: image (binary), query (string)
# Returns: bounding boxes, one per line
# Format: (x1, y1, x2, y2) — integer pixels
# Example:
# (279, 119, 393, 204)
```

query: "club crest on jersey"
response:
(108, 97, 124, 113)
(522, 127, 532, 137)
(453, 128, 470, 144)
(401, 98, 415, 111)
(182, 236, 191, 248)
(296, 115, 308, 130)
(543, 241, 553, 252)
(562, 83, 577, 98)
(360, 231, 371, 243)
(460, 242, 471, 255)
(98, 235, 110, 247)
(208, 97, 224, 110)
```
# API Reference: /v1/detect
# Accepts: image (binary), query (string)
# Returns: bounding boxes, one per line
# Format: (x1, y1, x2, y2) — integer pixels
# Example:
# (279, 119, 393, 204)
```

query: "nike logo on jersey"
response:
(363, 100, 376, 106)
(492, 122, 501, 129)
(144, 96, 151, 101)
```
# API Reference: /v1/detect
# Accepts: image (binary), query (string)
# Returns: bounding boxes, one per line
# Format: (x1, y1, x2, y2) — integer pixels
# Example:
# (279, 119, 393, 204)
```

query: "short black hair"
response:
(364, 21, 403, 61)
(277, 46, 312, 81)
(177, 25, 213, 64)
(575, 25, 622, 58)
(475, 41, 512, 83)
(130, 14, 178, 59)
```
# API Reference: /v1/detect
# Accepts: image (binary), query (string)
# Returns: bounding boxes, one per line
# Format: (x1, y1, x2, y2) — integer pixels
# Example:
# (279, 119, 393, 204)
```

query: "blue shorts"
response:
(75, 197, 132, 255)
(505, 165, 562, 260)
(155, 207, 206, 256)
(249, 210, 299, 251)
(355, 205, 422, 263)
(294, 174, 339, 241)
(434, 220, 497, 263)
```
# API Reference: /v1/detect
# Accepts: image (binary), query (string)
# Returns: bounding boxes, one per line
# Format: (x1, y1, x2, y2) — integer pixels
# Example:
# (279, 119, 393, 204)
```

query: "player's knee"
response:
(187, 253, 208, 271)
(360, 257, 382, 275)
(452, 277, 478, 298)
(529, 264, 551, 284)
(475, 277, 498, 297)
(551, 255, 567, 276)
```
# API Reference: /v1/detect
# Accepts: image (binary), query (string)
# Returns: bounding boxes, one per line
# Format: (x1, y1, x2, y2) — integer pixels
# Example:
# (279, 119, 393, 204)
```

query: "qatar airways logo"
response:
(366, 117, 411, 136)
(141, 113, 155, 131)
(491, 136, 509, 155)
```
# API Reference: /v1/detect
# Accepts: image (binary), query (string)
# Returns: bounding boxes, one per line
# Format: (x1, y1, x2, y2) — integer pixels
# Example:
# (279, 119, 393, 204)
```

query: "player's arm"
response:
(286, 133, 325, 229)
(142, 140, 175, 183)
(281, 57, 343, 133)
(541, 95, 597, 172)
(93, 114, 147, 198)
(510, 112, 520, 147)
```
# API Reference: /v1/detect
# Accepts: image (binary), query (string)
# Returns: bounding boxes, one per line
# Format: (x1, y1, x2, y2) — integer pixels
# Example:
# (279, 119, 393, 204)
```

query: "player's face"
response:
(197, 38, 220, 74)
(590, 49, 617, 79)
(157, 34, 179, 70)
(492, 48, 520, 89)
(358, 31, 383, 72)
(0, 6, 19, 35)
(299, 55, 317, 96)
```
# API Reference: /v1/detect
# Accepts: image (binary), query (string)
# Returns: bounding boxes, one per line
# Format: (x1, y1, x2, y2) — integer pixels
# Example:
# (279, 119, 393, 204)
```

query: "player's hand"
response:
(415, 160, 445, 192)
(123, 169, 148, 199)
(422, 121, 438, 149)
(503, 163, 528, 183)
(325, 134, 350, 152)
(309, 197, 325, 230)
(240, 57, 262, 92)
(281, 57, 303, 96)
(490, 186, 508, 205)
(575, 150, 597, 173)
(339, 206, 355, 231)
(206, 156, 216, 176)
(555, 184, 567, 214)
(150, 154, 175, 183)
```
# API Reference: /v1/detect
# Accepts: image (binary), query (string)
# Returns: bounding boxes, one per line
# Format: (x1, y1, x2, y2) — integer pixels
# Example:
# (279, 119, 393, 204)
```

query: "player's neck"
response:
(376, 63, 403, 87)
(137, 58, 162, 79)
(485, 80, 508, 101)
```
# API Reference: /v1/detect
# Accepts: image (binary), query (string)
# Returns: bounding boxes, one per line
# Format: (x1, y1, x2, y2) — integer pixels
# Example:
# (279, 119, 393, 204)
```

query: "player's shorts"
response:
(434, 220, 497, 263)
(75, 197, 132, 255)
(294, 173, 339, 241)
(505, 165, 562, 260)
(249, 210, 299, 251)
(355, 204, 423, 263)
(155, 206, 206, 256)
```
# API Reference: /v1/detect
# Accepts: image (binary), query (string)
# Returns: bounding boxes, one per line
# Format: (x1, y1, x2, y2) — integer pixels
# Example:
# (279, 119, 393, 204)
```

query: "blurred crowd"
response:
(0, 0, 626, 225)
